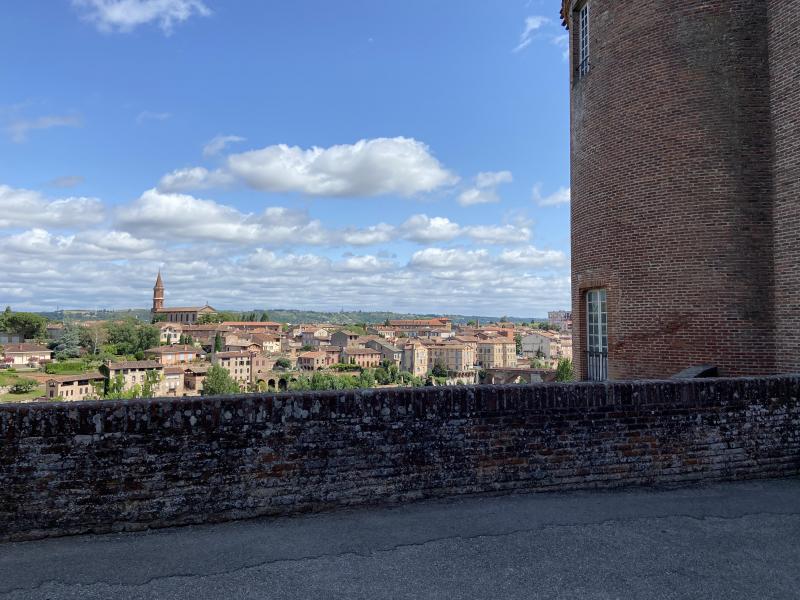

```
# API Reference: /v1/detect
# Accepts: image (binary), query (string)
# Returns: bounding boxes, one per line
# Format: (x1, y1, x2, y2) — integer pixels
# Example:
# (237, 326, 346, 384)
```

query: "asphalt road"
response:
(1, 478, 799, 599)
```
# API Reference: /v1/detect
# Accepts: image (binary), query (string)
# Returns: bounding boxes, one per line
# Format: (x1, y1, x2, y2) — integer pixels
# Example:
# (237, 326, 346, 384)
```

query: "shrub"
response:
(9, 378, 37, 394)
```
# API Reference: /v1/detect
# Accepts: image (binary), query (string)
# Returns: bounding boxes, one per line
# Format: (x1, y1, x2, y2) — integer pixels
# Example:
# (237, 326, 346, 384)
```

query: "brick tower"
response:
(152, 271, 164, 314)
(562, 1, 799, 380)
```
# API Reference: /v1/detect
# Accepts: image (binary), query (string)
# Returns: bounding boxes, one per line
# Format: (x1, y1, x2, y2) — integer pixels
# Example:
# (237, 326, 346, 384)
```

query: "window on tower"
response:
(577, 3, 589, 78)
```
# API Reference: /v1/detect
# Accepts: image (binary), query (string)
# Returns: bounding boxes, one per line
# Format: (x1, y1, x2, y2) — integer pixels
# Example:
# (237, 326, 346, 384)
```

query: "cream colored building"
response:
(212, 351, 252, 389)
(3, 343, 52, 366)
(101, 360, 165, 395)
(401, 341, 429, 378)
(46, 373, 105, 401)
(427, 341, 475, 373)
(476, 339, 517, 369)
(144, 344, 204, 366)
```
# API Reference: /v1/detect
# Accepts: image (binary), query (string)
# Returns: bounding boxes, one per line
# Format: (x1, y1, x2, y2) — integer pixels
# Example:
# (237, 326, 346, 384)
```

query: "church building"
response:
(151, 271, 217, 324)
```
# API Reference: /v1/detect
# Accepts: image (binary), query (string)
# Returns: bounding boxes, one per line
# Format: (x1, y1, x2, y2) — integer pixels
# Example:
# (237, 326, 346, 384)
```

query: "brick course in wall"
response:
(769, 0, 800, 374)
(566, 0, 798, 379)
(1, 376, 799, 542)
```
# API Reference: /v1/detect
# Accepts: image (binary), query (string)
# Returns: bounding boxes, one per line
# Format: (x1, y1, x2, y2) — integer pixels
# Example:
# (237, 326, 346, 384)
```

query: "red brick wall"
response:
(769, 1, 800, 373)
(568, 1, 777, 379)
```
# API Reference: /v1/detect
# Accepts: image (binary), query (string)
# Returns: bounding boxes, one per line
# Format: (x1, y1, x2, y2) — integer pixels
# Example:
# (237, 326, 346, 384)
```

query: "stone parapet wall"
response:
(1, 376, 799, 541)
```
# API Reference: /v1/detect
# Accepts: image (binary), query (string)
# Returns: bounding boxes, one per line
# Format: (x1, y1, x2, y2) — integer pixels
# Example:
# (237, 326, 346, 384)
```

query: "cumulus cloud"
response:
(203, 134, 246, 157)
(116, 188, 263, 243)
(401, 214, 461, 243)
(532, 184, 570, 206)
(458, 170, 513, 207)
(72, 0, 211, 34)
(513, 16, 550, 52)
(499, 246, 567, 267)
(226, 137, 458, 197)
(0, 184, 104, 229)
(6, 115, 81, 143)
(157, 167, 233, 192)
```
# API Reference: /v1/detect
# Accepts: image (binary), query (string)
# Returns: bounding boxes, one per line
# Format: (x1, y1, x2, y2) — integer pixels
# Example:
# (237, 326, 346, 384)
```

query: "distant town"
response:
(0, 272, 574, 403)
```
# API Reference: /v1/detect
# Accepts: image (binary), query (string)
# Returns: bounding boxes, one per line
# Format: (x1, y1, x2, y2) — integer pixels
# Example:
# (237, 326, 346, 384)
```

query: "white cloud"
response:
(401, 214, 461, 243)
(6, 115, 81, 143)
(136, 110, 171, 124)
(157, 167, 233, 192)
(465, 224, 530, 245)
(116, 188, 263, 243)
(499, 246, 567, 267)
(203, 134, 246, 157)
(532, 184, 570, 207)
(226, 137, 458, 197)
(341, 223, 396, 246)
(72, 0, 211, 34)
(409, 247, 490, 270)
(0, 184, 104, 229)
(458, 170, 513, 207)
(475, 171, 513, 188)
(513, 16, 550, 53)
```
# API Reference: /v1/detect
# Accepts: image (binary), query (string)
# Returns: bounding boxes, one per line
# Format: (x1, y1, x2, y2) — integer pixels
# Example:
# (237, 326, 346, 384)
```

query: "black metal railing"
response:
(586, 350, 608, 381)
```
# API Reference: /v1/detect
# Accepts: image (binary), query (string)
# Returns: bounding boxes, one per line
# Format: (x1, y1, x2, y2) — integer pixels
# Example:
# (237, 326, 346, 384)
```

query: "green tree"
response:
(514, 333, 522, 356)
(214, 332, 223, 352)
(274, 357, 291, 369)
(431, 361, 448, 378)
(260, 312, 270, 322)
(54, 322, 82, 360)
(1, 311, 48, 340)
(555, 358, 575, 382)
(197, 311, 238, 324)
(203, 365, 241, 395)
(466, 320, 477, 326)
(106, 319, 159, 356)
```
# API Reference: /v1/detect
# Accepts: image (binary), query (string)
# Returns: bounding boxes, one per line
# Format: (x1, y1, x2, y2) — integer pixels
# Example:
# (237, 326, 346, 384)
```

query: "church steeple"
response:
(152, 270, 164, 313)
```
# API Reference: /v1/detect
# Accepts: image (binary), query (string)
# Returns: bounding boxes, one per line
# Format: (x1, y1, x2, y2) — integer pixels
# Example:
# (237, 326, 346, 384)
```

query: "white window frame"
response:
(578, 3, 590, 78)
(586, 288, 607, 380)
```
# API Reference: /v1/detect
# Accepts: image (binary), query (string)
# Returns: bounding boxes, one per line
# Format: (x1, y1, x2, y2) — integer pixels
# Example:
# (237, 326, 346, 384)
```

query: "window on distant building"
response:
(577, 3, 590, 78)
(586, 288, 607, 380)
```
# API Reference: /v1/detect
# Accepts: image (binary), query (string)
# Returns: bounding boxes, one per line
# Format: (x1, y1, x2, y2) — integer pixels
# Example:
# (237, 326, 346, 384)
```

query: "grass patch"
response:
(0, 384, 45, 403)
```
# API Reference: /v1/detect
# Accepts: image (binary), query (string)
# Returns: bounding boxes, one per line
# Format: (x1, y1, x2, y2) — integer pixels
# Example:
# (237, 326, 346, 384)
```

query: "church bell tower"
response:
(152, 271, 164, 313)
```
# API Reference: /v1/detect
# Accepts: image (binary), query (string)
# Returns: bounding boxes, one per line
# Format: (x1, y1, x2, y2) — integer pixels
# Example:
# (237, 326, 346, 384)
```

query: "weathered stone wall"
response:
(1, 376, 799, 542)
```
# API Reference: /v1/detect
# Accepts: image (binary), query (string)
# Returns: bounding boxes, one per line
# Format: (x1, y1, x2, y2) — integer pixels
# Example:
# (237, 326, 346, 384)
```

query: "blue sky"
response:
(0, 0, 571, 317)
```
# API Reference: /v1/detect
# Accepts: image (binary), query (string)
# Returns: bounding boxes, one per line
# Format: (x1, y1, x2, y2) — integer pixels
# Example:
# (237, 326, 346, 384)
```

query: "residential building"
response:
(162, 366, 184, 397)
(158, 323, 182, 345)
(101, 361, 165, 395)
(521, 331, 561, 360)
(401, 341, 429, 378)
(427, 341, 475, 373)
(212, 351, 252, 389)
(144, 344, 204, 365)
(298, 351, 328, 371)
(183, 365, 209, 396)
(476, 339, 517, 369)
(46, 373, 105, 401)
(45, 323, 65, 340)
(341, 347, 382, 368)
(389, 318, 452, 332)
(365, 339, 402, 367)
(250, 333, 281, 354)
(563, 0, 799, 379)
(2, 343, 53, 366)
(330, 330, 362, 349)
(547, 311, 572, 332)
(222, 321, 282, 334)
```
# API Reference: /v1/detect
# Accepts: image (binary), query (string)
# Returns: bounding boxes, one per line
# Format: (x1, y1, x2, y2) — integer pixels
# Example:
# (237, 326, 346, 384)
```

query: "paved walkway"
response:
(1, 478, 799, 599)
